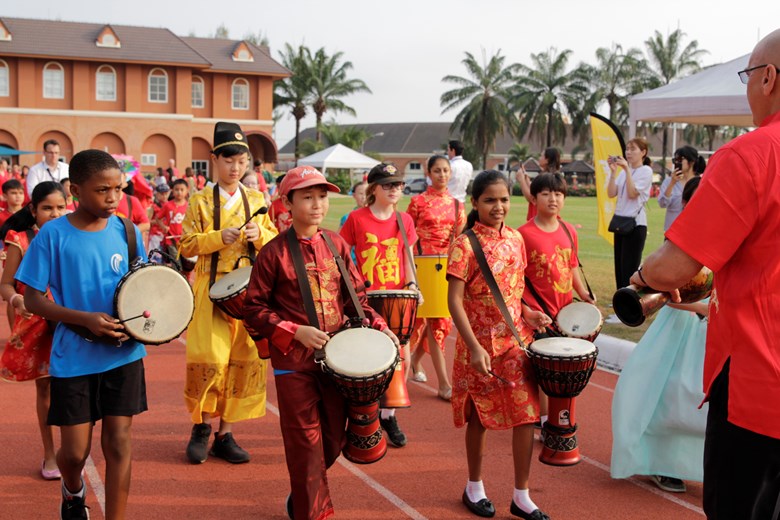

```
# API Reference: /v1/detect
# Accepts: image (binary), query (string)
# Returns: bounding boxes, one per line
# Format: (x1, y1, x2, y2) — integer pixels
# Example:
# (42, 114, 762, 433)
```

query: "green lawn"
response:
(324, 194, 665, 343)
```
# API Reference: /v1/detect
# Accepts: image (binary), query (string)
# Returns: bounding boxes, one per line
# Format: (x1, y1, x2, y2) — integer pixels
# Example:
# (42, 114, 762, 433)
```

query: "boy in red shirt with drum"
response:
(518, 173, 596, 427)
(243, 166, 398, 520)
(158, 179, 189, 258)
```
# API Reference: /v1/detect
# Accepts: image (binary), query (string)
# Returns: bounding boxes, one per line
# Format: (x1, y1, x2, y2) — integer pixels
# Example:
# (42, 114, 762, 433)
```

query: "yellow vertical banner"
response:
(590, 113, 626, 246)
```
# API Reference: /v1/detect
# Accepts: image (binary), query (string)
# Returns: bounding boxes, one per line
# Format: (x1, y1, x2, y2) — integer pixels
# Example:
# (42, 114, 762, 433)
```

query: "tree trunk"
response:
(315, 114, 323, 143)
(294, 117, 301, 165)
(546, 104, 554, 148)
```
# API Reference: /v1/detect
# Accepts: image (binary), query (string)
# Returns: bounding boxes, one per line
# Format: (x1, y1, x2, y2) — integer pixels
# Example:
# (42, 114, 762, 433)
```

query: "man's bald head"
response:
(747, 29, 780, 125)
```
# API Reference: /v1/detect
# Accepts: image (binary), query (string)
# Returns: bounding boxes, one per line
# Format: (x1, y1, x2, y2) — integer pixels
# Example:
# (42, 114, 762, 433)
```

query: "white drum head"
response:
(325, 328, 397, 377)
(209, 266, 253, 299)
(530, 337, 596, 358)
(116, 264, 194, 344)
(556, 302, 602, 337)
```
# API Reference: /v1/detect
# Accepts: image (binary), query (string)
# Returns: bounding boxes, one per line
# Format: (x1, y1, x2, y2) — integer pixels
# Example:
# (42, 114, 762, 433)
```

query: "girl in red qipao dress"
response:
(407, 155, 465, 400)
(447, 170, 552, 520)
(340, 162, 420, 449)
(0, 181, 67, 480)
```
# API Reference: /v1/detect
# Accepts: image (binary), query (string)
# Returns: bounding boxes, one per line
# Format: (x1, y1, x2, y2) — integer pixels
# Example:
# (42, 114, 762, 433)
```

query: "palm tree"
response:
(583, 43, 653, 126)
(512, 48, 591, 149)
(306, 47, 372, 143)
(506, 143, 531, 167)
(644, 29, 708, 166)
(440, 50, 519, 169)
(274, 44, 312, 164)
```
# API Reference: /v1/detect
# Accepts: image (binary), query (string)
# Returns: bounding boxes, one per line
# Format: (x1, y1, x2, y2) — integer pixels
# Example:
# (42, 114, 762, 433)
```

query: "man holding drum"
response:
(629, 29, 780, 520)
(244, 166, 398, 520)
(180, 122, 277, 465)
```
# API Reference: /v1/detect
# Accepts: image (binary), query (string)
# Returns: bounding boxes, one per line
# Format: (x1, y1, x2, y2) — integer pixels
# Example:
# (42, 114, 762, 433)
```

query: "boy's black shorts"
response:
(48, 359, 148, 426)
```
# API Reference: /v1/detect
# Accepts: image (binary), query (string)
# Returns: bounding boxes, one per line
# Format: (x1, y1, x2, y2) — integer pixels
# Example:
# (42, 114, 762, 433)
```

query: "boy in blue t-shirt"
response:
(17, 149, 148, 520)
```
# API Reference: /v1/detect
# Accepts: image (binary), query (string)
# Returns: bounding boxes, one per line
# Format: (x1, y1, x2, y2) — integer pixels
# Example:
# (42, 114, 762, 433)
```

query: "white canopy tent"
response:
(628, 54, 753, 138)
(297, 144, 380, 176)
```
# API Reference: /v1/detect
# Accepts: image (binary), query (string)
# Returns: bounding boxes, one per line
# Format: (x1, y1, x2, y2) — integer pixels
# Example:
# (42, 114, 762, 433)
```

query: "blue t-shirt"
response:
(16, 216, 148, 378)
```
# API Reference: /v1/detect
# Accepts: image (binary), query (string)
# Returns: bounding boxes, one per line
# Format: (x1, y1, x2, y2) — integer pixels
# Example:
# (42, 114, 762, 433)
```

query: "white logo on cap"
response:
(235, 132, 243, 140)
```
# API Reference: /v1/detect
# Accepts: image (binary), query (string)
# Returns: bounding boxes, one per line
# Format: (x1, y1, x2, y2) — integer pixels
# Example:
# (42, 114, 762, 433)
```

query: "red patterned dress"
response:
(446, 222, 539, 429)
(406, 187, 465, 352)
(0, 229, 53, 382)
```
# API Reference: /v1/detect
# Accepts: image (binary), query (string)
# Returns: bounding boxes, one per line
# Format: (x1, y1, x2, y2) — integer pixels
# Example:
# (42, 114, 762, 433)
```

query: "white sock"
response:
(380, 408, 395, 420)
(466, 480, 487, 502)
(513, 488, 538, 514)
(62, 478, 86, 499)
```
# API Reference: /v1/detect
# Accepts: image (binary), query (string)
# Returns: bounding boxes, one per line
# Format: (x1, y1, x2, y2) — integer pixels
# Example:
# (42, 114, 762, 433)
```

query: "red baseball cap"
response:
(279, 166, 340, 197)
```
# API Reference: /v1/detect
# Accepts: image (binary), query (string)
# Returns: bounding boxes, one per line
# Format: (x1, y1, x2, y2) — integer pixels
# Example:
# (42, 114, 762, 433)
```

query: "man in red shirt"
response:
(631, 30, 780, 519)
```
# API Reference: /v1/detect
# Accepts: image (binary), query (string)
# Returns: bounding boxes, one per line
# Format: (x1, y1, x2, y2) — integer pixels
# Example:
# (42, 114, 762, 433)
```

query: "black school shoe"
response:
(186, 423, 212, 464)
(510, 500, 550, 520)
(379, 415, 408, 447)
(285, 494, 293, 519)
(462, 490, 496, 518)
(210, 432, 251, 464)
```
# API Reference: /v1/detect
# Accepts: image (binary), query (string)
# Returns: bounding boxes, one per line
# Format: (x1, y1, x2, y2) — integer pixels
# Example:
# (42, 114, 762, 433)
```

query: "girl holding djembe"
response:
(407, 155, 465, 400)
(448, 170, 552, 520)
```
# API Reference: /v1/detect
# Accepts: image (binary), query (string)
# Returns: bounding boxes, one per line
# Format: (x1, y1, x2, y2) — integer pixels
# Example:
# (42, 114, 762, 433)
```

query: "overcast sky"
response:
(4, 1, 779, 147)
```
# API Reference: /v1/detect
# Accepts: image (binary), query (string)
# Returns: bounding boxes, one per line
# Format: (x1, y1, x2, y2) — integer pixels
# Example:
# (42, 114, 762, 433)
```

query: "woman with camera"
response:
(606, 137, 653, 290)
(657, 146, 706, 231)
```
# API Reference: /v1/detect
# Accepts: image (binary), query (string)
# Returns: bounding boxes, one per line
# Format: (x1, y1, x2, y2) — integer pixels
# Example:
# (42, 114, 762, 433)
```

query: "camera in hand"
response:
(672, 158, 683, 171)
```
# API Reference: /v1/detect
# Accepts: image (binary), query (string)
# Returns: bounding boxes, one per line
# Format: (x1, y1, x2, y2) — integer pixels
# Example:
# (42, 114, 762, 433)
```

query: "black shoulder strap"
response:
(558, 220, 594, 301)
(395, 211, 417, 284)
(321, 230, 366, 322)
(286, 228, 321, 329)
(239, 185, 257, 261)
(209, 184, 220, 289)
(465, 228, 526, 350)
(120, 217, 138, 264)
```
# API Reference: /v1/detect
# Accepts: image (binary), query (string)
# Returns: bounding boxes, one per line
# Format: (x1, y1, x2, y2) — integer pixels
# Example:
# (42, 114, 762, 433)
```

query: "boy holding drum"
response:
(17, 150, 148, 520)
(244, 166, 398, 520)
(180, 122, 277, 465)
(518, 173, 595, 427)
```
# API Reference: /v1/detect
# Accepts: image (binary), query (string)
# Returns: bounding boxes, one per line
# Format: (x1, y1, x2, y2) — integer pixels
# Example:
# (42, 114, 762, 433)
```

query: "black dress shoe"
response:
(462, 490, 496, 518)
(510, 500, 550, 520)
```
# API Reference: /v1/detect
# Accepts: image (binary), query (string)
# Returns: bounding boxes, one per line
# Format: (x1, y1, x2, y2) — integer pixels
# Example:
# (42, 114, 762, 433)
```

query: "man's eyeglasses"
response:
(380, 182, 405, 191)
(738, 64, 775, 84)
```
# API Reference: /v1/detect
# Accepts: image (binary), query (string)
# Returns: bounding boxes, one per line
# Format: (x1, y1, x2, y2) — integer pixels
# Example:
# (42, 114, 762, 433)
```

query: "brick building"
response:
(0, 17, 288, 177)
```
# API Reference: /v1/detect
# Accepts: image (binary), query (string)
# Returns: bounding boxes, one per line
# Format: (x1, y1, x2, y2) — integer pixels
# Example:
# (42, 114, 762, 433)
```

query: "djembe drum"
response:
(527, 337, 598, 466)
(366, 290, 418, 408)
(317, 327, 399, 464)
(555, 302, 603, 343)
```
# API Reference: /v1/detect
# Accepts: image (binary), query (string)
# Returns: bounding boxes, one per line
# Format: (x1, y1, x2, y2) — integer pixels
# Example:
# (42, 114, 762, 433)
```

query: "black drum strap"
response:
(558, 220, 594, 301)
(321, 231, 366, 322)
(239, 186, 256, 262)
(287, 228, 321, 329)
(120, 217, 138, 264)
(465, 228, 526, 350)
(395, 211, 417, 286)
(209, 184, 220, 289)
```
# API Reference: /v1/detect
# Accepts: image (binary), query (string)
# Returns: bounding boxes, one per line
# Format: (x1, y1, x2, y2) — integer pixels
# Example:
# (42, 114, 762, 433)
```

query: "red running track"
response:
(0, 311, 705, 519)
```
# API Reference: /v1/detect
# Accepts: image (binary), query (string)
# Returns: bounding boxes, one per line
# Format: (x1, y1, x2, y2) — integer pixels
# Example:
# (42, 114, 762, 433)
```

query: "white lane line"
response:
(587, 381, 615, 393)
(265, 402, 428, 520)
(84, 455, 106, 515)
(413, 371, 702, 516)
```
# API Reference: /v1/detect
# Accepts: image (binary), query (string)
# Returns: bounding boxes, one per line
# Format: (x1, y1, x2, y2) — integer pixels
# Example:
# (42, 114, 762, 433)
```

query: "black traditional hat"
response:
(213, 121, 249, 153)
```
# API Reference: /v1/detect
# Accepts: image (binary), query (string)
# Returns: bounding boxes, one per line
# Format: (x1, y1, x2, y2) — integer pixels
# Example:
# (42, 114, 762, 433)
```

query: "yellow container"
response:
(415, 255, 450, 318)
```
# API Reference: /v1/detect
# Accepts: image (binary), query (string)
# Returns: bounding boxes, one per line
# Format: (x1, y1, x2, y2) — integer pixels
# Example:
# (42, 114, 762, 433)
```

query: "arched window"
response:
(0, 60, 8, 97)
(191, 76, 204, 108)
(148, 68, 168, 103)
(231, 78, 249, 110)
(43, 62, 64, 99)
(96, 65, 116, 101)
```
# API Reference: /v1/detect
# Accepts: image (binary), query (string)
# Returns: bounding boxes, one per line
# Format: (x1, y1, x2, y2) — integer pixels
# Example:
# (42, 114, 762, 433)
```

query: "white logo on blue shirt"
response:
(110, 253, 123, 274)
